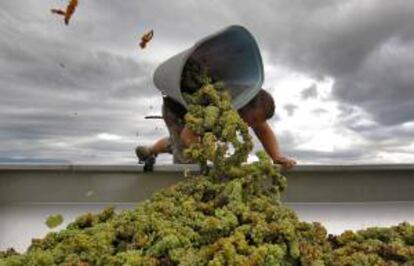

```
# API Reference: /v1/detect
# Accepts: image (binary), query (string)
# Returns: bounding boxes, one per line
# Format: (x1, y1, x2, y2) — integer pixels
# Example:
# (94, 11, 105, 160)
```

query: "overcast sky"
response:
(1, 0, 414, 165)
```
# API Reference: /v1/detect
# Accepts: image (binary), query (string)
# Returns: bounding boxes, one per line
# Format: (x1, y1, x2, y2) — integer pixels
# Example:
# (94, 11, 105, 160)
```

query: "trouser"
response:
(162, 99, 192, 164)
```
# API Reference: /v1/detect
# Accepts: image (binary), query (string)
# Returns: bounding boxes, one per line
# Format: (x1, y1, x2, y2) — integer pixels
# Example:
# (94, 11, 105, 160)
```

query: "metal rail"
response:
(1, 164, 414, 203)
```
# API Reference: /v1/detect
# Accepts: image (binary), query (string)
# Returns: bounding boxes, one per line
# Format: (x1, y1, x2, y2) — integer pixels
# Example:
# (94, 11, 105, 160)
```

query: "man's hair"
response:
(241, 89, 275, 120)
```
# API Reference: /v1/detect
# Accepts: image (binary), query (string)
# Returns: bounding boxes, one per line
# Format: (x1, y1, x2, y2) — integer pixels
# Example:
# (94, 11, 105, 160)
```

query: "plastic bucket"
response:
(153, 25, 264, 109)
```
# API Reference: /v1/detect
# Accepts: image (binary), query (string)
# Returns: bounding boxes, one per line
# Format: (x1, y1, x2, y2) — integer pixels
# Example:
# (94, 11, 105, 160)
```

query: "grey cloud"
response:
(333, 38, 414, 125)
(225, 0, 414, 126)
(1, 0, 414, 164)
(269, 1, 414, 77)
(0, 0, 245, 164)
(297, 2, 413, 126)
(231, 0, 414, 154)
(312, 108, 328, 116)
(0, 2, 166, 163)
(0, 157, 71, 164)
(283, 104, 298, 116)
(301, 84, 318, 100)
(343, 116, 414, 144)
(253, 128, 375, 164)
(0, 38, 154, 98)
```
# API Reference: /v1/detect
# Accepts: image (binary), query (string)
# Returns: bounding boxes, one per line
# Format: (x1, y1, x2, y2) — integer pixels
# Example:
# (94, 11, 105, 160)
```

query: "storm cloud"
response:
(0, 0, 413, 164)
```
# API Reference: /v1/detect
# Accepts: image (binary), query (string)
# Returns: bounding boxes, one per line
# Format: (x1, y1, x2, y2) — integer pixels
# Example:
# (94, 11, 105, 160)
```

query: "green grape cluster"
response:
(183, 83, 253, 178)
(0, 172, 331, 266)
(1, 64, 414, 266)
(180, 59, 213, 95)
(326, 223, 414, 265)
(45, 214, 64, 229)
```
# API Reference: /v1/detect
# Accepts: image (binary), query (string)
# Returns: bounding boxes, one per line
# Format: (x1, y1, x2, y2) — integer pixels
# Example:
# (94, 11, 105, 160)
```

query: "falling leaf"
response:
(45, 214, 64, 229)
(139, 29, 154, 49)
(64, 0, 78, 25)
(51, 9, 65, 16)
(51, 0, 79, 25)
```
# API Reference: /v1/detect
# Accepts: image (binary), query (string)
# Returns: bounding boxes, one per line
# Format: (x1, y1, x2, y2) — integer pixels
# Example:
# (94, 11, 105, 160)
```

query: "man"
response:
(136, 25, 296, 170)
(136, 88, 296, 170)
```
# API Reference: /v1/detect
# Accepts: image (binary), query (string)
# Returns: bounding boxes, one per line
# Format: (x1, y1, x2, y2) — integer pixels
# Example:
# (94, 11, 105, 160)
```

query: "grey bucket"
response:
(153, 25, 264, 109)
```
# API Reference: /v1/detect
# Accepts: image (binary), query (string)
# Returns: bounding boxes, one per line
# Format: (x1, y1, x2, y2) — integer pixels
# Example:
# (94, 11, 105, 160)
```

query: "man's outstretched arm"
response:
(252, 121, 296, 170)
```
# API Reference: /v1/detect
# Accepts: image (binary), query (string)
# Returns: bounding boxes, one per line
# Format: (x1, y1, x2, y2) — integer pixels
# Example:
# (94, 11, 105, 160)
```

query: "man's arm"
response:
(252, 121, 296, 170)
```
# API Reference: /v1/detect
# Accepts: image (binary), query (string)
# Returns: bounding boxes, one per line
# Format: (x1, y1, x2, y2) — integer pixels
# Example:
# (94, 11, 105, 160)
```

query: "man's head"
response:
(238, 89, 275, 127)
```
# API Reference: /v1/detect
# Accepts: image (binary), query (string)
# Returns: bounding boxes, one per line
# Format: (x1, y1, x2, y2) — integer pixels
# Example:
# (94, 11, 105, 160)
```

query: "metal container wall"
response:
(1, 164, 414, 252)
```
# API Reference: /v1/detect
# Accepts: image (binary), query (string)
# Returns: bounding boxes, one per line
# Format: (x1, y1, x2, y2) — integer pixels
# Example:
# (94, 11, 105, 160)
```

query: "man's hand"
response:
(273, 156, 296, 170)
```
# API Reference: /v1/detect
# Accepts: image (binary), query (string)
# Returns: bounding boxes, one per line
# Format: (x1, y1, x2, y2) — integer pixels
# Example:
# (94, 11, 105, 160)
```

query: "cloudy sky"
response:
(1, 0, 414, 165)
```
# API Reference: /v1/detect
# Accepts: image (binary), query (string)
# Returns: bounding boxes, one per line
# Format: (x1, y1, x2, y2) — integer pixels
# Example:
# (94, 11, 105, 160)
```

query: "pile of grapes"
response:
(1, 70, 414, 265)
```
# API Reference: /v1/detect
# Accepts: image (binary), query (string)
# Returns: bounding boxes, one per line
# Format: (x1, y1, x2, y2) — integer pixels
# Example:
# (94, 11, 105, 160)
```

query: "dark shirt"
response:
(163, 96, 187, 121)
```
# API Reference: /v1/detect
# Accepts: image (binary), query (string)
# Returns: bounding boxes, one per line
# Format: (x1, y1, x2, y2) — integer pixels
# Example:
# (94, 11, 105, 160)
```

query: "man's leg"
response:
(135, 137, 172, 162)
(150, 137, 171, 155)
(135, 97, 187, 164)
